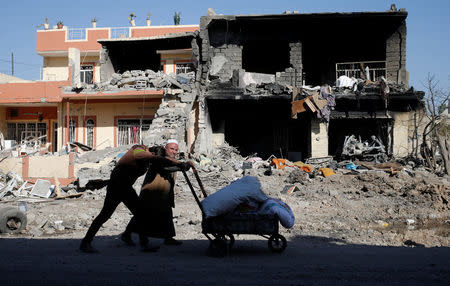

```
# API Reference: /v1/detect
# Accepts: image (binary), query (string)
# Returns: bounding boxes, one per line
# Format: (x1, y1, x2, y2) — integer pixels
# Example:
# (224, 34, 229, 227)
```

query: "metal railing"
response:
(336, 61, 386, 82)
(68, 28, 87, 40)
(111, 27, 130, 39)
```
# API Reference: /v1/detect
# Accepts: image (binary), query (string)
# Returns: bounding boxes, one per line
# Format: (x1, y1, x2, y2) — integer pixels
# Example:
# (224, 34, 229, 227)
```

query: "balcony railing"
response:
(336, 61, 386, 82)
(67, 28, 87, 40)
(110, 27, 130, 39)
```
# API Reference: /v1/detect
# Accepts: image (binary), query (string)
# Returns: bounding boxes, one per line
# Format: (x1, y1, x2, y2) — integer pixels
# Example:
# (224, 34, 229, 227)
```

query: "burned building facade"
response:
(189, 7, 424, 161)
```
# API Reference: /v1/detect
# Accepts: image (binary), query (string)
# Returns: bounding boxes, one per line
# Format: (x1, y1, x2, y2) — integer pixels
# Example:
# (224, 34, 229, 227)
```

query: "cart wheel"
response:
(218, 233, 235, 249)
(268, 234, 287, 253)
(0, 207, 27, 234)
(209, 238, 228, 257)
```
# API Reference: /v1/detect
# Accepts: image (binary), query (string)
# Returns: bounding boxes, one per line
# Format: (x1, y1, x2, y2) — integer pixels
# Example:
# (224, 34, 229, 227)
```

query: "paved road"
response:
(0, 235, 449, 285)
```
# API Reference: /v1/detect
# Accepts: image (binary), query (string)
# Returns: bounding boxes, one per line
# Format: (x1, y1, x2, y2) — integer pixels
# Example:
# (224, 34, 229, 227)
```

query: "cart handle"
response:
(191, 167, 208, 198)
(182, 168, 205, 215)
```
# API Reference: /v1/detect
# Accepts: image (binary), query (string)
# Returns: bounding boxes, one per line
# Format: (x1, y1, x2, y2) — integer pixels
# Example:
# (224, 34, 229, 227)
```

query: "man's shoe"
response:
(140, 244, 160, 252)
(120, 232, 136, 246)
(164, 238, 182, 246)
(79, 241, 98, 253)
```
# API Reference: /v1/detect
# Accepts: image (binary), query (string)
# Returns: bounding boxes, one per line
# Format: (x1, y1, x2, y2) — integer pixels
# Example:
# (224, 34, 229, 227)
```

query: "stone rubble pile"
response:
(143, 94, 196, 150)
(67, 70, 196, 93)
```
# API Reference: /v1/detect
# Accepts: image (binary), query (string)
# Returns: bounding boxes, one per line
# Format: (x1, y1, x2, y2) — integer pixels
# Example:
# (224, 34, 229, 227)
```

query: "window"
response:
(6, 122, 47, 143)
(86, 119, 95, 148)
(175, 62, 194, 74)
(117, 119, 152, 146)
(80, 65, 93, 84)
(69, 118, 76, 142)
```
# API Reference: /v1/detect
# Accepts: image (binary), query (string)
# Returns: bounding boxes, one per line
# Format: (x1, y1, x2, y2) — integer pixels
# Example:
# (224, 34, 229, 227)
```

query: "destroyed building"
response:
(192, 7, 425, 161)
(0, 6, 428, 185)
(0, 22, 199, 184)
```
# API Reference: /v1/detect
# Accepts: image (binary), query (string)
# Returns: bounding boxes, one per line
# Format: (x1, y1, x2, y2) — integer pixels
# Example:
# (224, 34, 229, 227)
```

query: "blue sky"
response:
(1, 0, 449, 92)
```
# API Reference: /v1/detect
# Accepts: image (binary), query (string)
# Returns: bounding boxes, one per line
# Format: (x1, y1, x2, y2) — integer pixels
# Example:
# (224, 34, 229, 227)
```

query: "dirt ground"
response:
(1, 161, 449, 285)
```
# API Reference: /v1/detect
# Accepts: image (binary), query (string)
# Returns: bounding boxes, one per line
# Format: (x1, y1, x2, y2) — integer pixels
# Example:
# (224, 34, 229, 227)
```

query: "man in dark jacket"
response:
(79, 144, 189, 253)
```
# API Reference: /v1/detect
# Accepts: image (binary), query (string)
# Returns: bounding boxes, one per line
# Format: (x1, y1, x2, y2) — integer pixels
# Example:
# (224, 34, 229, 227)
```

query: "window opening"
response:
(69, 118, 76, 142)
(6, 122, 47, 143)
(117, 119, 152, 146)
(80, 65, 94, 84)
(86, 119, 95, 148)
(175, 62, 194, 74)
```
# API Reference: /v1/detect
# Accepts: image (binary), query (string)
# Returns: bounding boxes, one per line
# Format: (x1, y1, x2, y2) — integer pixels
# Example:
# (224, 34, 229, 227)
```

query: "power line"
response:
(0, 58, 41, 67)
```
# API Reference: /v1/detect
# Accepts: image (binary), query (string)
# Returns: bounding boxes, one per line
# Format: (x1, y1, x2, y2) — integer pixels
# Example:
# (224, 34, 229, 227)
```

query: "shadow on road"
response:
(0, 234, 448, 285)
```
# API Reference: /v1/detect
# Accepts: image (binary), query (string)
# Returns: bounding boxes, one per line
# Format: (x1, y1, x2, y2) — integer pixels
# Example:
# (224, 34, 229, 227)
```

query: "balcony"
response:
(336, 61, 386, 82)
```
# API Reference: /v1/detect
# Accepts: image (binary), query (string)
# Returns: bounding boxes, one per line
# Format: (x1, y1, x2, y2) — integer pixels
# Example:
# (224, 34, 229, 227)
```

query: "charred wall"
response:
(101, 36, 195, 73)
(206, 98, 310, 159)
(201, 13, 406, 86)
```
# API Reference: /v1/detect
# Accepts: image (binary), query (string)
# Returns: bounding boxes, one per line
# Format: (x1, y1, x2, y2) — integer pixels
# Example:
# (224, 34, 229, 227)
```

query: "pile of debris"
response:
(333, 75, 412, 95)
(143, 95, 196, 150)
(0, 170, 78, 201)
(341, 134, 387, 162)
(68, 70, 196, 93)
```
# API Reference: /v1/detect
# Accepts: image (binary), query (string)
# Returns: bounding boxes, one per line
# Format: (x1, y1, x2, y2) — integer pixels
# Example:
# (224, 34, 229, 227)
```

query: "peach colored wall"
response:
(29, 155, 69, 177)
(165, 60, 175, 74)
(63, 100, 161, 149)
(0, 81, 68, 104)
(43, 57, 68, 81)
(37, 29, 108, 52)
(37, 26, 198, 53)
(131, 25, 199, 38)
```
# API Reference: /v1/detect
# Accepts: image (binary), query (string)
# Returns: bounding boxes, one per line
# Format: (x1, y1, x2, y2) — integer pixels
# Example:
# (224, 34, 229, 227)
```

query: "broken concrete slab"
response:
(209, 55, 227, 76)
(233, 70, 275, 88)
(30, 179, 53, 198)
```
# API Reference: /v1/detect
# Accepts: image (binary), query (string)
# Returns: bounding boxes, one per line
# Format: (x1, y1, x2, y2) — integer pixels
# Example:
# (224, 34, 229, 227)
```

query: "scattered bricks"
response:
(121, 71, 131, 78)
(156, 109, 170, 116)
(134, 80, 148, 89)
(130, 70, 144, 77)
(145, 69, 158, 79)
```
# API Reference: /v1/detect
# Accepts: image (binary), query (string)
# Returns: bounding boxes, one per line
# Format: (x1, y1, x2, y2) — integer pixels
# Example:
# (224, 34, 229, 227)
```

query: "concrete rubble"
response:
(65, 70, 195, 93)
(342, 134, 387, 162)
(1, 141, 448, 249)
(0, 10, 447, 248)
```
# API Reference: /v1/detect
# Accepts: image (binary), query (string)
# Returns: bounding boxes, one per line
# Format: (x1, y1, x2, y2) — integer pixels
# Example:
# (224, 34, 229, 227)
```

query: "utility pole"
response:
(11, 52, 14, 75)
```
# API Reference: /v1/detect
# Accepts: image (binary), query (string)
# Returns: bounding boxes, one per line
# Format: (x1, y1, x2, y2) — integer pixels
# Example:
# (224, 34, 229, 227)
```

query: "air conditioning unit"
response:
(9, 109, 18, 117)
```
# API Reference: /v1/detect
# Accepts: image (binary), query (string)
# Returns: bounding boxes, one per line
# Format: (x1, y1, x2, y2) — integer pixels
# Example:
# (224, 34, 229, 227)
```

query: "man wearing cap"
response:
(121, 139, 189, 247)
(79, 143, 190, 253)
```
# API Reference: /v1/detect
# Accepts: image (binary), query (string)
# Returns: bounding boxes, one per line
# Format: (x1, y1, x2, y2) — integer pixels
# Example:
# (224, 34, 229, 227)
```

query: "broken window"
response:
(335, 61, 386, 82)
(117, 119, 152, 146)
(6, 122, 47, 143)
(80, 65, 93, 84)
(175, 62, 194, 74)
(85, 119, 95, 148)
(328, 118, 392, 159)
(242, 40, 290, 74)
